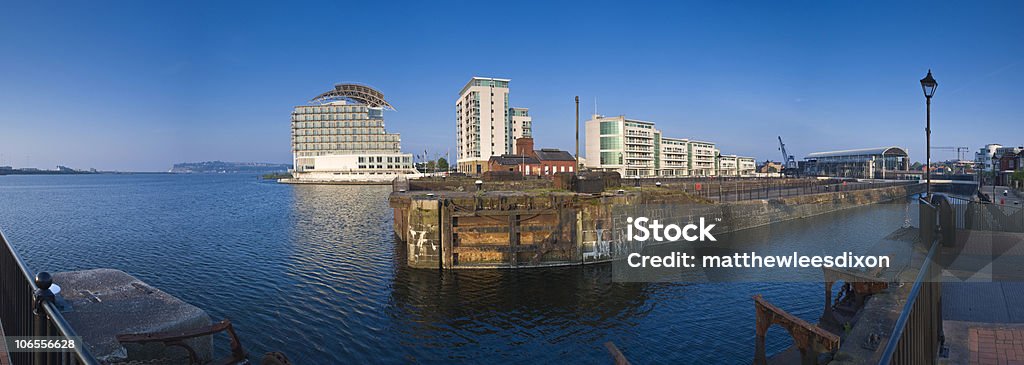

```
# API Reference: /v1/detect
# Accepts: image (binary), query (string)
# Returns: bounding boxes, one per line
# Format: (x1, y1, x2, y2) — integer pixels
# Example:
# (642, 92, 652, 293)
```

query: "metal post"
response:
(33, 272, 55, 365)
(575, 96, 579, 174)
(926, 96, 931, 198)
(993, 157, 997, 201)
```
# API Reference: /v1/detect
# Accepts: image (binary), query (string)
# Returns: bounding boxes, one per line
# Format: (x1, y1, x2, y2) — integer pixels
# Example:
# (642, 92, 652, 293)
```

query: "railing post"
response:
(33, 271, 55, 365)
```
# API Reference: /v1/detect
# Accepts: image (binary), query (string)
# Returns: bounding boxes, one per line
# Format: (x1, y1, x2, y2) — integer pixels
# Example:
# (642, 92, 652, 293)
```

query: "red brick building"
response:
(486, 138, 577, 177)
(996, 148, 1021, 186)
(487, 154, 540, 174)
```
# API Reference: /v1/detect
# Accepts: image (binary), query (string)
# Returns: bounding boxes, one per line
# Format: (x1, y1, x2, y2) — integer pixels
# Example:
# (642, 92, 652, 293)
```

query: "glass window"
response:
(600, 121, 620, 135)
(600, 152, 622, 165)
(600, 136, 622, 150)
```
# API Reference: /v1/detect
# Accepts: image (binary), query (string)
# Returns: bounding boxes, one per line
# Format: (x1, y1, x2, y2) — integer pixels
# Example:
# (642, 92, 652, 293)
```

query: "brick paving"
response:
(969, 327, 1024, 365)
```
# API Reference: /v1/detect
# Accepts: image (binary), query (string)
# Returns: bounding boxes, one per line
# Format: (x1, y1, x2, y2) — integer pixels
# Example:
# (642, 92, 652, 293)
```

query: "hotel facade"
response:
(288, 84, 419, 183)
(455, 77, 532, 174)
(584, 114, 755, 177)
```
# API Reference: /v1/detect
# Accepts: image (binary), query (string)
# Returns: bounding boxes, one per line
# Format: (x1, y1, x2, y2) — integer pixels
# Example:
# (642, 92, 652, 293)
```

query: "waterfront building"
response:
(584, 114, 752, 177)
(455, 77, 532, 174)
(995, 146, 1023, 186)
(289, 84, 419, 183)
(659, 137, 689, 177)
(487, 137, 576, 176)
(719, 155, 757, 176)
(975, 144, 1003, 173)
(738, 157, 756, 175)
(803, 147, 910, 179)
(510, 107, 532, 139)
(584, 114, 657, 177)
(487, 154, 540, 175)
(719, 155, 739, 176)
(534, 148, 576, 175)
(758, 161, 784, 174)
(689, 140, 718, 177)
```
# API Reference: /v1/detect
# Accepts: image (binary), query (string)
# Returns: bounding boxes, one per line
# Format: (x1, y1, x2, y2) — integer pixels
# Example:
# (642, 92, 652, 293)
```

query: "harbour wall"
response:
(389, 183, 924, 269)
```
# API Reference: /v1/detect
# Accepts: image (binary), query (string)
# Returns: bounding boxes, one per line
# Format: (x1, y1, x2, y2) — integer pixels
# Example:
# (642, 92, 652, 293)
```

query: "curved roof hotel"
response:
(287, 84, 419, 183)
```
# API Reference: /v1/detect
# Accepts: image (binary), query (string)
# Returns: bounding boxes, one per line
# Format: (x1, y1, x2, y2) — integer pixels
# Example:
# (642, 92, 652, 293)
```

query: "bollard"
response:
(475, 180, 483, 191)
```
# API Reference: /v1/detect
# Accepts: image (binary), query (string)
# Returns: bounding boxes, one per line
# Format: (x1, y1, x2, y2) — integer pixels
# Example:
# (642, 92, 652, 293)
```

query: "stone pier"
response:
(390, 183, 925, 269)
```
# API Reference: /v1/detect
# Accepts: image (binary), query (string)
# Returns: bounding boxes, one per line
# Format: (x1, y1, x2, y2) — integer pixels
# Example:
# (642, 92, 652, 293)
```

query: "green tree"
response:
(1013, 170, 1024, 184)
(437, 157, 449, 171)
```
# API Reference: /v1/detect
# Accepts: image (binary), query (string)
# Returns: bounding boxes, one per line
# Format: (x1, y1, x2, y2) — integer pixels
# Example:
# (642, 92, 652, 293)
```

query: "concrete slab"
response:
(1000, 282, 1024, 323)
(943, 282, 1011, 323)
(53, 268, 212, 363)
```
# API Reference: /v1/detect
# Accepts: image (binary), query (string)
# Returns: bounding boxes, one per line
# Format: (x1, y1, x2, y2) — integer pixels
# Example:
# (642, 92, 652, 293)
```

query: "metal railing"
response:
(878, 196, 945, 365)
(666, 178, 918, 202)
(945, 194, 1023, 232)
(1, 228, 100, 365)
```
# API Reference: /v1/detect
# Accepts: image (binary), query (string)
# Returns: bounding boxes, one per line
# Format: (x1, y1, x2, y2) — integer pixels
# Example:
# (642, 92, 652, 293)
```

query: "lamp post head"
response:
(920, 69, 938, 98)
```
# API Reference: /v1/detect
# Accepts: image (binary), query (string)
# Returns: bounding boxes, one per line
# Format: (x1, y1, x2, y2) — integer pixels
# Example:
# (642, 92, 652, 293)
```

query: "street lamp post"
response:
(715, 152, 722, 200)
(993, 156, 997, 202)
(920, 70, 938, 198)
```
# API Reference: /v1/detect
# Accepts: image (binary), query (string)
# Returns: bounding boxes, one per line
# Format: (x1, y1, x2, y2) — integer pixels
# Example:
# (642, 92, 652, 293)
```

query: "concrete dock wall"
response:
(390, 184, 924, 269)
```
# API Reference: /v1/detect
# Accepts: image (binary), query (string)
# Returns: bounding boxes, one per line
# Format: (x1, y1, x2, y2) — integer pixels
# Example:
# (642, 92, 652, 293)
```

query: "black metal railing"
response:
(945, 195, 1023, 232)
(673, 178, 919, 202)
(878, 196, 945, 365)
(1, 228, 100, 365)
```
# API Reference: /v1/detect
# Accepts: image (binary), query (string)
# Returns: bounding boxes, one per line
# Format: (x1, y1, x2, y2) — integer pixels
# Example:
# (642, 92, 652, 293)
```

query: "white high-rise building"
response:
(455, 77, 531, 174)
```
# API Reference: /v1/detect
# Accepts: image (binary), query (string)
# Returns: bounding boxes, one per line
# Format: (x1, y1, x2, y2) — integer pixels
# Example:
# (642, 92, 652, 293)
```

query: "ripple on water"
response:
(0, 174, 912, 363)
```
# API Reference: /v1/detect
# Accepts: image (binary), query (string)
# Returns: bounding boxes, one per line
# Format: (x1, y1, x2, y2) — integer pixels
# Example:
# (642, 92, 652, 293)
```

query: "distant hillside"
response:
(170, 161, 292, 174)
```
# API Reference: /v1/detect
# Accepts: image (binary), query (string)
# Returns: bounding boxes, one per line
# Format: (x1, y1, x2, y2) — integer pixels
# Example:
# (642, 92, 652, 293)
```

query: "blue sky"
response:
(1, 1, 1021, 171)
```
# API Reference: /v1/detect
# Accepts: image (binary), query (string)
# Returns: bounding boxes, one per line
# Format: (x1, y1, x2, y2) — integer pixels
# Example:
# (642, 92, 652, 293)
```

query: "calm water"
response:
(0, 174, 912, 364)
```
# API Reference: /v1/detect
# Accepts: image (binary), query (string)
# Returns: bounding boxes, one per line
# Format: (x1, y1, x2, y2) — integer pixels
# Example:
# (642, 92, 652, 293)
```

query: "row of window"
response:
(293, 129, 392, 137)
(294, 135, 398, 143)
(625, 122, 654, 129)
(294, 143, 400, 151)
(294, 106, 369, 114)
(293, 121, 382, 128)
(357, 164, 413, 170)
(468, 79, 509, 89)
(292, 113, 373, 121)
(358, 156, 411, 163)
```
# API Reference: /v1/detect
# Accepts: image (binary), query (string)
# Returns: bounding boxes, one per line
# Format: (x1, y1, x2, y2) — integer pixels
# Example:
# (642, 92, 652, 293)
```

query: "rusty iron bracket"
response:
(116, 319, 247, 365)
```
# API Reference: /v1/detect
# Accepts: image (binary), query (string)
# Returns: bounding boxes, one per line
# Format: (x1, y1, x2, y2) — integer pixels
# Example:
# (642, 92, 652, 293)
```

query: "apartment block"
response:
(455, 77, 531, 174)
(584, 114, 754, 178)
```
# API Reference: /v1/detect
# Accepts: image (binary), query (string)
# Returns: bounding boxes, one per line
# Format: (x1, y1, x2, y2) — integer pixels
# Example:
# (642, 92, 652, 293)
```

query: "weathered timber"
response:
(754, 294, 841, 365)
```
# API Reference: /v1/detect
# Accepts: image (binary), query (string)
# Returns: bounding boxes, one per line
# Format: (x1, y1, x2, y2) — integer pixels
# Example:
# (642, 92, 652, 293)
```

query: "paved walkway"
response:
(968, 327, 1024, 365)
(942, 281, 1024, 365)
(1, 321, 9, 365)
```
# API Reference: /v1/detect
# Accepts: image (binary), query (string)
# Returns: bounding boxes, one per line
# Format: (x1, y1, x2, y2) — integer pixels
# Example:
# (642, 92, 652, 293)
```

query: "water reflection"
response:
(390, 263, 653, 362)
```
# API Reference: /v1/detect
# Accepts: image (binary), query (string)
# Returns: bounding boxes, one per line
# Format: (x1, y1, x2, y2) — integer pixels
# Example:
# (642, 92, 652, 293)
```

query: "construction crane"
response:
(778, 136, 798, 176)
(930, 146, 971, 174)
(930, 146, 970, 161)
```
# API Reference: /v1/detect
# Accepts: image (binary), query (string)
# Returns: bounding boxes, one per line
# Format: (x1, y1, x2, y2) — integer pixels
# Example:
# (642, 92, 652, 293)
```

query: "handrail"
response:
(877, 196, 943, 364)
(877, 233, 940, 363)
(2, 226, 35, 292)
(1, 227, 101, 365)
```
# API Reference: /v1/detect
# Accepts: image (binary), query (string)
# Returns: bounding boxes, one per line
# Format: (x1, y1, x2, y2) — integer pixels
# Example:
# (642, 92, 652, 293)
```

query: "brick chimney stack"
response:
(516, 137, 536, 158)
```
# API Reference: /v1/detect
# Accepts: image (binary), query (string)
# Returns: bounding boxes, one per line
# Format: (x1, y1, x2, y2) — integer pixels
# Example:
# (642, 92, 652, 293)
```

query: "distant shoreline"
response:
(0, 171, 171, 176)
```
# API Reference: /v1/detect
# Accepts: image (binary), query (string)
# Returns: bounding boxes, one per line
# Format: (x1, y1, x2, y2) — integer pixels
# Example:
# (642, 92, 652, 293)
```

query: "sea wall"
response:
(390, 183, 924, 269)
